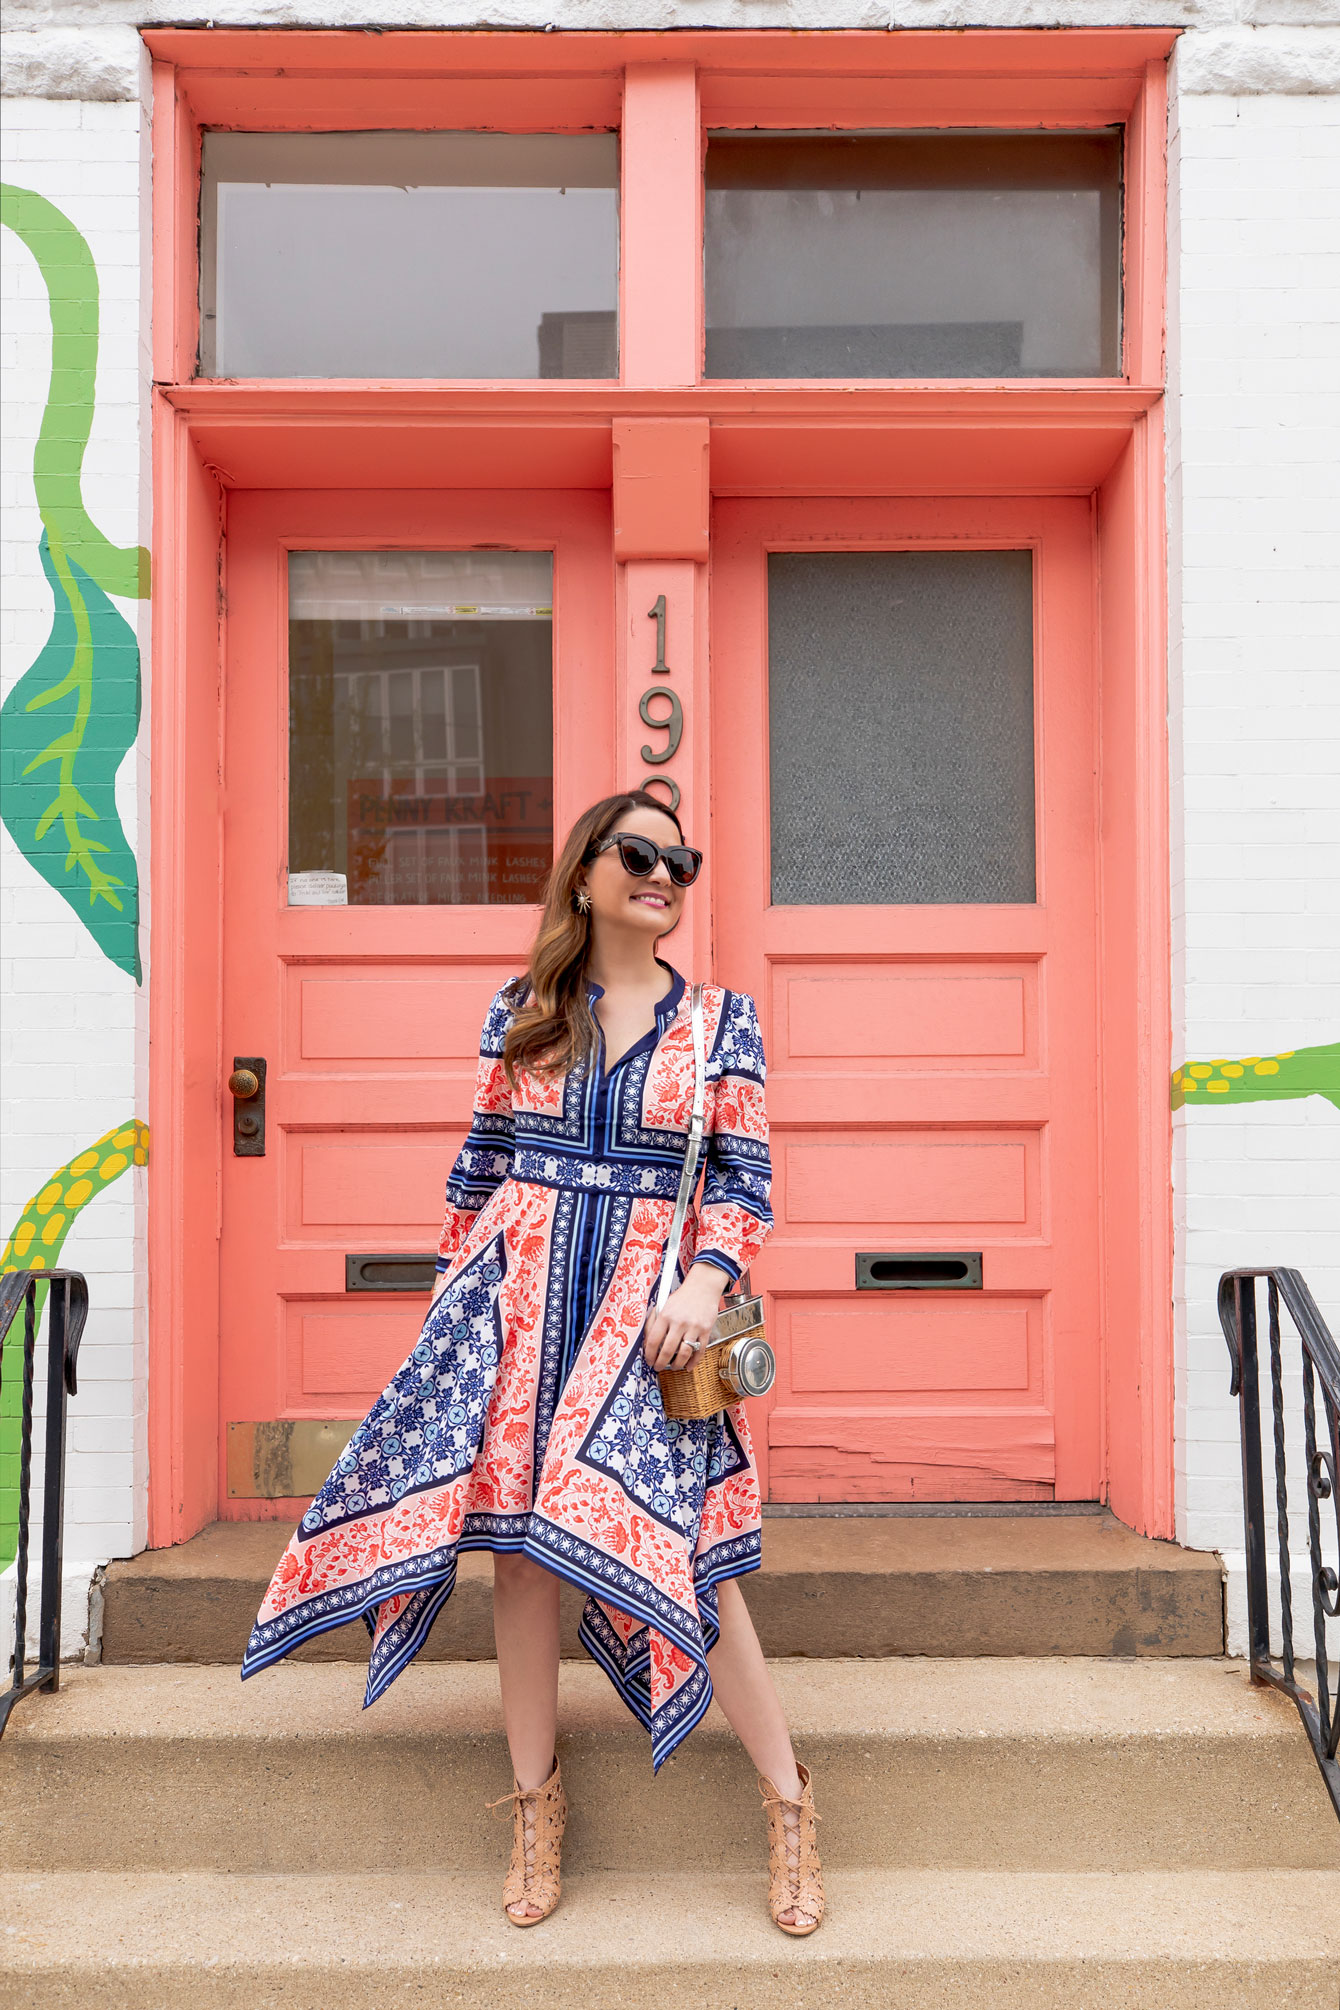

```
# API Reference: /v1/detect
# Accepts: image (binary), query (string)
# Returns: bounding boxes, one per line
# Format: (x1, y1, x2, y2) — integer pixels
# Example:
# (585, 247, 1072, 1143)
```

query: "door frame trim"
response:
(148, 395, 226, 1546)
(148, 413, 1171, 1542)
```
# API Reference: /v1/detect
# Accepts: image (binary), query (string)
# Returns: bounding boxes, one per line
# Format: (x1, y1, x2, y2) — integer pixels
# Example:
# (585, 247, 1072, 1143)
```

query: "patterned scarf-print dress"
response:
(241, 967, 772, 1770)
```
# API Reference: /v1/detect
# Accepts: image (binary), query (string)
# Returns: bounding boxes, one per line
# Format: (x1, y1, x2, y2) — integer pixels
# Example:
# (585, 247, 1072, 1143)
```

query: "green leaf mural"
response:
(0, 182, 150, 979)
(1, 535, 142, 977)
(0, 185, 150, 601)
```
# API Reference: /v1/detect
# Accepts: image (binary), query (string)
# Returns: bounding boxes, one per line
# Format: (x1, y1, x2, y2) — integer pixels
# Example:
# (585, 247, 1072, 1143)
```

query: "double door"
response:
(218, 489, 1100, 1513)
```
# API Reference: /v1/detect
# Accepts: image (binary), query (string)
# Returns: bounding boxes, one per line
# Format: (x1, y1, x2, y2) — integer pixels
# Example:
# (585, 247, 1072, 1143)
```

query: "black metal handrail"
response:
(1218, 1267, 1340, 1818)
(0, 1269, 87, 1738)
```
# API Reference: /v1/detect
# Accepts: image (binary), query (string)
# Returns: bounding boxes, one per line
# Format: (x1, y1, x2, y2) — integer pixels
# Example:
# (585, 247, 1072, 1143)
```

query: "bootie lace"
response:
(487, 1756, 567, 1926)
(758, 1762, 825, 1937)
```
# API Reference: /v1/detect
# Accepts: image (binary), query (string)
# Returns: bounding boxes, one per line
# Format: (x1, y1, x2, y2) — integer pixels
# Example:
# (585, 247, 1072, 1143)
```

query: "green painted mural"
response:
(0, 183, 151, 981)
(1172, 1042, 1340, 1113)
(0, 185, 152, 1582)
(0, 1122, 149, 1575)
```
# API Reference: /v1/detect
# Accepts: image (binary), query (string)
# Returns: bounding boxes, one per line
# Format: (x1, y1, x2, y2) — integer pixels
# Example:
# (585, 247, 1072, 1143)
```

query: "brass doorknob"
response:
(228, 1068, 260, 1100)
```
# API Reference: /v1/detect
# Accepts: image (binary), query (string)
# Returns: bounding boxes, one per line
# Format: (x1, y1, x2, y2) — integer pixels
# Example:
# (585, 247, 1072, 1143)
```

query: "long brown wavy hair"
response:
(503, 790, 685, 1086)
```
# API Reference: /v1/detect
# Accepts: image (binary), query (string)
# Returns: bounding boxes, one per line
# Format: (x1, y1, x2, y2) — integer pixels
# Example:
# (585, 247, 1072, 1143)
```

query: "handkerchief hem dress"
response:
(241, 966, 773, 1770)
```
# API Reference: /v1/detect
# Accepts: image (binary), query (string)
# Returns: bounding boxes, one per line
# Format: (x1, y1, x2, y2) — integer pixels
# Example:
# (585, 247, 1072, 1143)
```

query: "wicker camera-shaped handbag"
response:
(654, 984, 776, 1422)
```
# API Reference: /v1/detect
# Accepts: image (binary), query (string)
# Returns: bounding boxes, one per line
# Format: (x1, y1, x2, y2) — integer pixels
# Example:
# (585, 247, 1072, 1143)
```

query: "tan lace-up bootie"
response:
(758, 1761, 825, 1936)
(489, 1756, 567, 1926)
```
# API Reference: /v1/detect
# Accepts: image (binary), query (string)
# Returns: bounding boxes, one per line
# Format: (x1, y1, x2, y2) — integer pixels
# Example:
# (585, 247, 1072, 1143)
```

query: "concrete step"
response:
(6, 1660, 1334, 1875)
(3, 1868, 1337, 2007)
(99, 1512, 1225, 1664)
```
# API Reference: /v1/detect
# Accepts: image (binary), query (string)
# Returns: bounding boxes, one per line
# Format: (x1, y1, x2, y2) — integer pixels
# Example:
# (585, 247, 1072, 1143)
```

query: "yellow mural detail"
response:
(1, 1120, 148, 1276)
(2, 1120, 148, 1574)
(1172, 1043, 1339, 1113)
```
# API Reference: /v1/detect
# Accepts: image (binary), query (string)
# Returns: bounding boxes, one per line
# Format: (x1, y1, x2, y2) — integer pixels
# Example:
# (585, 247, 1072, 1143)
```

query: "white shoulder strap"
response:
(654, 983, 706, 1312)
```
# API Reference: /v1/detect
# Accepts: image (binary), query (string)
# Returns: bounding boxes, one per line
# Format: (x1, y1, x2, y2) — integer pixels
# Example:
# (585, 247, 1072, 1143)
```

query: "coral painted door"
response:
(713, 498, 1101, 1502)
(218, 491, 612, 1517)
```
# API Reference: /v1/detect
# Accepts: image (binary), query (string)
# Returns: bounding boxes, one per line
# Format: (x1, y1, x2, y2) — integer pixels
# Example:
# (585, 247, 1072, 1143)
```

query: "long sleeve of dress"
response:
(436, 986, 517, 1275)
(694, 989, 773, 1286)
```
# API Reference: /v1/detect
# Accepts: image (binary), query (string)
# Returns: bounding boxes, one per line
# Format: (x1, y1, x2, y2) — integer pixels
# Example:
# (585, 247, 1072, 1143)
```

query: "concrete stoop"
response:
(99, 1510, 1226, 1663)
(5, 1520, 1334, 2005)
(4, 1660, 1336, 1874)
(2, 1658, 1337, 2006)
(2, 1869, 1337, 2009)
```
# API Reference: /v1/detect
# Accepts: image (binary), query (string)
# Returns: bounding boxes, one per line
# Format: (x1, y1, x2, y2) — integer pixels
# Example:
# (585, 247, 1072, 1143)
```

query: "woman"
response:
(242, 792, 823, 1936)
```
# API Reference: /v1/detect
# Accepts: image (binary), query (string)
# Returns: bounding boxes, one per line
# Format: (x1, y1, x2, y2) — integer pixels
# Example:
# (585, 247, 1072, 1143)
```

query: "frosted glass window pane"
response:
(288, 552, 553, 907)
(201, 132, 618, 379)
(706, 134, 1120, 379)
(768, 551, 1036, 905)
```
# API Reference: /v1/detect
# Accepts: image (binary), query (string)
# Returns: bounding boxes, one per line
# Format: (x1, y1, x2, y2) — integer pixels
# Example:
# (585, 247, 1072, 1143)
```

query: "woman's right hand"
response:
(643, 1261, 729, 1373)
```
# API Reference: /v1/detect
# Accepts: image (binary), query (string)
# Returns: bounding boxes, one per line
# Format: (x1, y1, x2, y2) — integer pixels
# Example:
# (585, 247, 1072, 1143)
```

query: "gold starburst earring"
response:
(574, 886, 591, 914)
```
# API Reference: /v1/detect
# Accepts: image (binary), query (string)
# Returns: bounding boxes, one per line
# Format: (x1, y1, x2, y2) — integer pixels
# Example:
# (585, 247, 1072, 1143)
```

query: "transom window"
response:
(705, 132, 1122, 380)
(200, 132, 619, 379)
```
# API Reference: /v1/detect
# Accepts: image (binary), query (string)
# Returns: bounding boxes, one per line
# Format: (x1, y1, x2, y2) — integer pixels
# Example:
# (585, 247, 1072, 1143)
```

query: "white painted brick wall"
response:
(1, 87, 150, 1661)
(1167, 65, 1340, 1655)
(1, 9, 1337, 1679)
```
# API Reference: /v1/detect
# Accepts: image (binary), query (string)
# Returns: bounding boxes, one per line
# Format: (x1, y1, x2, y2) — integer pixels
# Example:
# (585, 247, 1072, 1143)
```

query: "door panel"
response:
(289, 1139, 449, 1228)
(781, 1138, 1034, 1227)
(779, 967, 1032, 1065)
(712, 497, 1099, 1503)
(293, 971, 502, 1062)
(219, 491, 612, 1515)
(291, 1305, 426, 1404)
(785, 1299, 1035, 1394)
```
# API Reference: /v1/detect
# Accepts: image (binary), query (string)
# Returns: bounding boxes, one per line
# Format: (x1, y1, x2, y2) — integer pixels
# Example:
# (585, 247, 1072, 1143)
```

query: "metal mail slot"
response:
(345, 1252, 437, 1293)
(856, 1252, 983, 1291)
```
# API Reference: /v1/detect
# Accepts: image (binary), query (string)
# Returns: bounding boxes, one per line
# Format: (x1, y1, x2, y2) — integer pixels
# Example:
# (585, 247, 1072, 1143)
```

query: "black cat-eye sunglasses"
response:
(585, 831, 703, 887)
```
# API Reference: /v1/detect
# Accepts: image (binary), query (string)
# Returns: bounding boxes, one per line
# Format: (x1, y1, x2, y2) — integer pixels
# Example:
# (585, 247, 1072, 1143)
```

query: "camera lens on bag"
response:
(723, 1336, 776, 1400)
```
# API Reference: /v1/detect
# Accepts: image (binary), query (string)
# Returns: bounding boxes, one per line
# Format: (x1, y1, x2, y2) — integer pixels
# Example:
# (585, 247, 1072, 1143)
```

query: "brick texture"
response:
(1167, 73, 1340, 1647)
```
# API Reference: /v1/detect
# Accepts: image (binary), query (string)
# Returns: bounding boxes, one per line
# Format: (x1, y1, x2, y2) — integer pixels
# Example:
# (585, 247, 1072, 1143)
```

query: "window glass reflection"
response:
(288, 552, 553, 907)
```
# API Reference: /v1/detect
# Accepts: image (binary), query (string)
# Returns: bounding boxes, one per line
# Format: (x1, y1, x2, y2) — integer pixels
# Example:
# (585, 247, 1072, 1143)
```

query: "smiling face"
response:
(578, 804, 689, 944)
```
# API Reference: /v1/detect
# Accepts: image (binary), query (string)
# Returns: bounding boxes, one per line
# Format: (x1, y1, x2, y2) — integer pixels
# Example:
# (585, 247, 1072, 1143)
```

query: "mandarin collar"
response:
(655, 965, 687, 1024)
(584, 962, 685, 1024)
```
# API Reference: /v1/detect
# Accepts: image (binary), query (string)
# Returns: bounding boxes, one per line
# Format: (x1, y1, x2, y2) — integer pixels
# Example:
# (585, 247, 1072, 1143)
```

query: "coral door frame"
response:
(146, 27, 1173, 1547)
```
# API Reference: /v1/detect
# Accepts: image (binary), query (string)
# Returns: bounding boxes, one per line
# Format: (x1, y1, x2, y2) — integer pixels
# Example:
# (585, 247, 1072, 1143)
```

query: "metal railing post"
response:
(38, 1277, 71, 1687)
(0, 1268, 87, 1737)
(1219, 1265, 1340, 1820)
(11, 1282, 37, 1695)
(1234, 1274, 1272, 1671)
